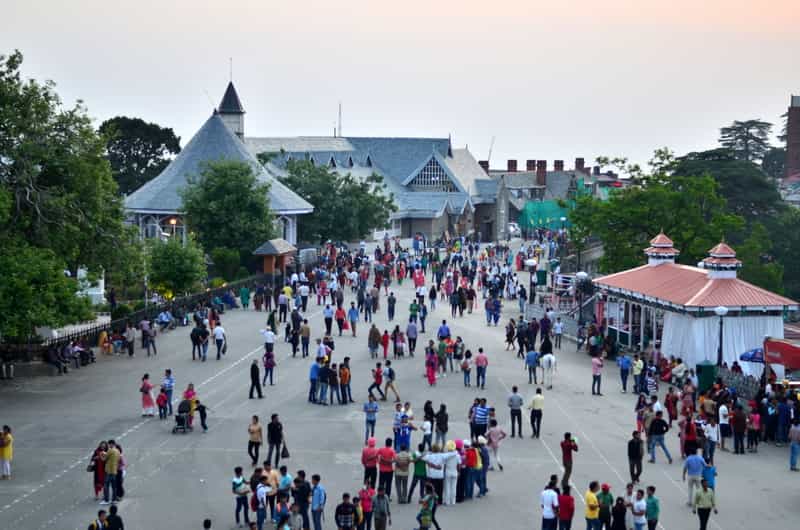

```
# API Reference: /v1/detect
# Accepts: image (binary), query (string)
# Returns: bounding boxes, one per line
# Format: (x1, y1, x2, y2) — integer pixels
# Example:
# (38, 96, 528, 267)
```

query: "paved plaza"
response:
(0, 273, 795, 530)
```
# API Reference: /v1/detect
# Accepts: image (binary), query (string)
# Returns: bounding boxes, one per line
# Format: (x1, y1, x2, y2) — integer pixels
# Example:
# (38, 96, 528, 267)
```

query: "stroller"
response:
(172, 399, 193, 434)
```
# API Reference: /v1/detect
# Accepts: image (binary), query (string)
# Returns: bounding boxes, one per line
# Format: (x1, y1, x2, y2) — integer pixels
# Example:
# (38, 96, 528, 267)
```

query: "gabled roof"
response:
(253, 238, 296, 256)
(125, 113, 312, 214)
(219, 82, 244, 114)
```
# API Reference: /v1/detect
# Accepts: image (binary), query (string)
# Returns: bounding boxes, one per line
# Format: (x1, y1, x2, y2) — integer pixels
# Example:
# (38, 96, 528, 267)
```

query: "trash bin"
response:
(536, 269, 547, 286)
(695, 361, 718, 394)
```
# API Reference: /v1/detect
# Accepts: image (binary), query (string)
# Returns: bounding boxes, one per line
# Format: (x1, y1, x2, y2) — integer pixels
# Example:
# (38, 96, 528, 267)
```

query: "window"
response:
(365, 155, 372, 167)
(329, 156, 337, 168)
(409, 158, 456, 191)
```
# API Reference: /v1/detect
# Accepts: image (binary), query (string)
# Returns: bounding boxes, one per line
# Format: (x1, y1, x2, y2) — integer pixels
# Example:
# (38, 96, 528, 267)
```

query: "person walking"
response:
(597, 484, 614, 530)
(362, 438, 379, 488)
(300, 320, 311, 358)
(232, 466, 251, 527)
(394, 445, 411, 504)
(0, 425, 13, 480)
(557, 484, 575, 530)
(106, 505, 123, 530)
(631, 488, 647, 530)
(527, 387, 544, 439)
(628, 431, 644, 484)
(434, 404, 448, 447)
(647, 411, 673, 464)
(348, 302, 360, 337)
(508, 386, 524, 438)
(248, 415, 263, 467)
(162, 369, 175, 416)
(560, 433, 578, 488)
(214, 323, 226, 361)
(308, 359, 320, 404)
(377, 438, 396, 500)
(591, 354, 603, 396)
(617, 352, 632, 393)
(692, 479, 717, 530)
(368, 363, 386, 400)
(250, 360, 264, 399)
(474, 348, 488, 390)
(789, 418, 800, 470)
(266, 414, 284, 468)
(340, 358, 354, 403)
(371, 486, 391, 530)
(262, 350, 275, 387)
(525, 348, 540, 385)
(382, 361, 401, 403)
(101, 440, 121, 505)
(140, 373, 156, 417)
(486, 419, 507, 471)
(363, 395, 379, 443)
(358, 480, 375, 530)
(683, 448, 705, 507)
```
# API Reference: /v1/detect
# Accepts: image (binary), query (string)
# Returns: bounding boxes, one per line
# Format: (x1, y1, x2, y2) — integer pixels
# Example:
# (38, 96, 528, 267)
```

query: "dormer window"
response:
(329, 156, 337, 168)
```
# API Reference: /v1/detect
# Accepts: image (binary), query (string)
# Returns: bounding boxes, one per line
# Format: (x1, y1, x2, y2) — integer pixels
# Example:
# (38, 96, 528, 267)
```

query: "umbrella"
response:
(740, 348, 764, 364)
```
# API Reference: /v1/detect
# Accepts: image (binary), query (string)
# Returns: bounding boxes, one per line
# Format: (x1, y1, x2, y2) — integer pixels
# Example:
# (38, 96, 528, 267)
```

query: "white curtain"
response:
(661, 312, 784, 377)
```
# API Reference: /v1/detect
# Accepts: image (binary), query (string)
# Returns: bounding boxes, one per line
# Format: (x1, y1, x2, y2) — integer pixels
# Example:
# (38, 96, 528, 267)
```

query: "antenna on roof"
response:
(338, 102, 343, 138)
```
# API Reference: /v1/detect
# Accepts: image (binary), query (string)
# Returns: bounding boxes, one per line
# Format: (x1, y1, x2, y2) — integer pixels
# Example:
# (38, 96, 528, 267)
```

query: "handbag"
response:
(281, 442, 290, 459)
(222, 341, 228, 354)
(87, 462, 95, 473)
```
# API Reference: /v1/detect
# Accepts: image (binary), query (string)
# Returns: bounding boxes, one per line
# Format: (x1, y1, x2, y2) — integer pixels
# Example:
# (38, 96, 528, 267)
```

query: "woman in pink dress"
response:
(425, 345, 438, 386)
(140, 373, 155, 417)
(182, 383, 197, 426)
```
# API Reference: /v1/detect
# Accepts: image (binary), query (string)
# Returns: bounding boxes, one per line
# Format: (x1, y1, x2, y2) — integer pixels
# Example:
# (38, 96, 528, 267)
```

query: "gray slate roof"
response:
(125, 113, 312, 214)
(219, 82, 244, 114)
(253, 238, 296, 256)
(488, 170, 585, 201)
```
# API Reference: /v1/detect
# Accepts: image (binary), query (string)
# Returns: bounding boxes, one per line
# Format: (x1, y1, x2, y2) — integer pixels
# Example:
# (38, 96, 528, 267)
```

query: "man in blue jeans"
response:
(311, 474, 326, 530)
(647, 411, 673, 464)
(256, 475, 272, 530)
(363, 394, 379, 443)
(789, 419, 800, 470)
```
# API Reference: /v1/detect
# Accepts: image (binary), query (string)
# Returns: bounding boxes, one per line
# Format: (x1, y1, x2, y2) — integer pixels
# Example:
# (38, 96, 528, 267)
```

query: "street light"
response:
(714, 306, 729, 367)
(576, 271, 589, 326)
(560, 216, 567, 230)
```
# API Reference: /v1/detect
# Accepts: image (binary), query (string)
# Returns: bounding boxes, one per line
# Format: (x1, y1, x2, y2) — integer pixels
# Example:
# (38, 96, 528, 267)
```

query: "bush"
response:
(132, 300, 146, 311)
(209, 277, 226, 288)
(211, 247, 241, 282)
(94, 302, 111, 313)
(237, 266, 250, 280)
(111, 303, 133, 320)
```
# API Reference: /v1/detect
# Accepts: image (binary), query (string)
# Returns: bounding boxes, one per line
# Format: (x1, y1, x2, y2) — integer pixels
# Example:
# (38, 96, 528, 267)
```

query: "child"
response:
(156, 387, 169, 420)
(702, 458, 717, 490)
(195, 400, 209, 432)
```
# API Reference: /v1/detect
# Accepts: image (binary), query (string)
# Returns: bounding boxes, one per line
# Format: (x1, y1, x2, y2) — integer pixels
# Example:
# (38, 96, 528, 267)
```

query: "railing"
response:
(0, 274, 273, 363)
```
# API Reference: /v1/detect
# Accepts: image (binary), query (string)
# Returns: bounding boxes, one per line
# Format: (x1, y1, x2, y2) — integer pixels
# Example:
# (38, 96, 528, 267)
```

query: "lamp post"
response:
(560, 216, 567, 230)
(575, 271, 588, 326)
(169, 217, 177, 237)
(714, 306, 729, 367)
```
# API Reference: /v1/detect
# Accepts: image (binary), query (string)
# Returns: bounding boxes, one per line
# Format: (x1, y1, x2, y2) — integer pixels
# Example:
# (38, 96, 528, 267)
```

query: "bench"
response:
(5, 361, 61, 378)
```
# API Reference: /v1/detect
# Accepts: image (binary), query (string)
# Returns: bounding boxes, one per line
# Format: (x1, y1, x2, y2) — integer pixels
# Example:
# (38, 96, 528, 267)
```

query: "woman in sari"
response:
(182, 383, 197, 427)
(140, 373, 156, 417)
(90, 441, 107, 500)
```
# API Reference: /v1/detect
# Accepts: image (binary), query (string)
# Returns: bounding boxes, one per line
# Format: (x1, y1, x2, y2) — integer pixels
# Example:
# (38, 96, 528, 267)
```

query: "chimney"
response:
(536, 160, 547, 186)
(507, 159, 517, 172)
(478, 160, 489, 174)
(526, 160, 536, 172)
(575, 157, 585, 172)
(554, 160, 564, 172)
(593, 166, 601, 176)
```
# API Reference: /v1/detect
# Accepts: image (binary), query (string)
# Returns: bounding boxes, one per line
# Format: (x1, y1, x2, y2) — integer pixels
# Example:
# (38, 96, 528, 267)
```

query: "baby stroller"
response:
(172, 400, 193, 434)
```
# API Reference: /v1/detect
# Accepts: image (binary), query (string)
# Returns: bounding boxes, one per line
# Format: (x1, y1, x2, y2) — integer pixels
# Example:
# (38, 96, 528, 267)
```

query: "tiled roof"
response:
(219, 82, 244, 114)
(708, 242, 736, 257)
(125, 113, 312, 214)
(253, 238, 296, 256)
(392, 192, 472, 219)
(595, 263, 797, 310)
(650, 232, 674, 247)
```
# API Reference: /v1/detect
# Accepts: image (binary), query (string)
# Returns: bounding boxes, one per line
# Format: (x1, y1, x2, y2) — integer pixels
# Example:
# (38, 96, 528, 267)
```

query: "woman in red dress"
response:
(90, 441, 107, 500)
(140, 373, 156, 417)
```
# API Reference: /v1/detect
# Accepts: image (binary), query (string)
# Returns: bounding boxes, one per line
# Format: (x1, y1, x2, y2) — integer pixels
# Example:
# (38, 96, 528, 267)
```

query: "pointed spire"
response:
(219, 81, 245, 114)
(644, 231, 679, 266)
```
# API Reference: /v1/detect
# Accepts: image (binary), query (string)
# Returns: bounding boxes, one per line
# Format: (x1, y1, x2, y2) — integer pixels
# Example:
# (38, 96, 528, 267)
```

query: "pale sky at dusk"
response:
(4, 0, 799, 169)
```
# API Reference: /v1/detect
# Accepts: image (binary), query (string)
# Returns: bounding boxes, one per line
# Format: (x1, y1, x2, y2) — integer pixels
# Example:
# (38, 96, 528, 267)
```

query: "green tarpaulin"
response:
(518, 200, 571, 231)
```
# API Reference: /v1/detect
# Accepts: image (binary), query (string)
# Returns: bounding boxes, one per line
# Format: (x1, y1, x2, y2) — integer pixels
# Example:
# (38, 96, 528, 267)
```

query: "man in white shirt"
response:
(553, 318, 563, 349)
(256, 475, 272, 528)
(718, 402, 730, 452)
(703, 417, 720, 465)
(632, 489, 647, 529)
(213, 325, 226, 360)
(298, 283, 311, 312)
(261, 328, 276, 353)
(540, 483, 559, 529)
(650, 395, 664, 414)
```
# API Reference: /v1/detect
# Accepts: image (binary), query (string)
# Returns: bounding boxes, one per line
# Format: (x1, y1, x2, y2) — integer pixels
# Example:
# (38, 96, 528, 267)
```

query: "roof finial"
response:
(229, 57, 233, 82)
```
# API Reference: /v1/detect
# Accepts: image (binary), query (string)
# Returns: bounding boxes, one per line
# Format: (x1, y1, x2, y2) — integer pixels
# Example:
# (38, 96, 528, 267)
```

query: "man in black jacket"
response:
(628, 430, 644, 484)
(249, 360, 263, 399)
(267, 414, 284, 467)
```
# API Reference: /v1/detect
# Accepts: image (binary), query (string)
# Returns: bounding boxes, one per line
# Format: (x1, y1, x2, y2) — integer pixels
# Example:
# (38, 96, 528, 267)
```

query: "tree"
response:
(181, 160, 275, 266)
(761, 147, 786, 182)
(569, 157, 743, 273)
(672, 148, 783, 220)
(99, 116, 181, 195)
(278, 160, 396, 244)
(736, 223, 784, 294)
(0, 50, 132, 278)
(719, 119, 773, 162)
(770, 208, 800, 300)
(0, 242, 93, 340)
(210, 247, 241, 281)
(146, 237, 206, 299)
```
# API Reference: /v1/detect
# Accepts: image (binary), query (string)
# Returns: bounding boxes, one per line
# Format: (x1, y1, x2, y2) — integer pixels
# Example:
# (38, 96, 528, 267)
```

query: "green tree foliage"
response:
(146, 236, 206, 298)
(569, 165, 743, 273)
(0, 243, 93, 339)
(672, 148, 783, 220)
(761, 147, 786, 182)
(99, 116, 181, 195)
(719, 119, 773, 162)
(181, 160, 275, 266)
(210, 247, 241, 281)
(0, 50, 133, 277)
(736, 223, 784, 294)
(278, 160, 396, 244)
(771, 208, 800, 299)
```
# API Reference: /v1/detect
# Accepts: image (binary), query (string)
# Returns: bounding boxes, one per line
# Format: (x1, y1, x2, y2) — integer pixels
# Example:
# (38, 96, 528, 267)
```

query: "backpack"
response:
(461, 360, 469, 371)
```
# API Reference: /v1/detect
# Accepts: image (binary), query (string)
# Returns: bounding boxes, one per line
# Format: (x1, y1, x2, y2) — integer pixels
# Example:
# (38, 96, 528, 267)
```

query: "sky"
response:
(4, 0, 799, 170)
